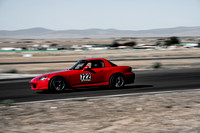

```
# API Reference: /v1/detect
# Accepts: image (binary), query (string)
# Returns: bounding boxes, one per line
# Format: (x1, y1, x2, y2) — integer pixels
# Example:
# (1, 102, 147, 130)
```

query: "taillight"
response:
(129, 67, 133, 72)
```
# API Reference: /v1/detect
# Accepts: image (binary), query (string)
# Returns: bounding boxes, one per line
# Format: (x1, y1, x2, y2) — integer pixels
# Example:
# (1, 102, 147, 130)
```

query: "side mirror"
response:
(83, 66, 90, 71)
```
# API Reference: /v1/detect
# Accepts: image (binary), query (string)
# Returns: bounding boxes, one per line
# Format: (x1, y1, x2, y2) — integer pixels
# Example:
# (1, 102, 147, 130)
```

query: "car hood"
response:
(31, 69, 72, 81)
(43, 70, 69, 76)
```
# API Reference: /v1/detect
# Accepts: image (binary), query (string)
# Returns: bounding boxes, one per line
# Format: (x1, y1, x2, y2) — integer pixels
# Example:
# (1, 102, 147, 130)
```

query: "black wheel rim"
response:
(110, 75, 124, 88)
(52, 78, 65, 91)
(115, 75, 124, 87)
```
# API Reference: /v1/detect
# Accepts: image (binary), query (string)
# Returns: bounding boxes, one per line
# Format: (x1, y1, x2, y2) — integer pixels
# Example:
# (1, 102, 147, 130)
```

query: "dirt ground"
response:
(1, 90, 200, 132)
(1, 49, 200, 59)
(0, 49, 200, 74)
(1, 58, 200, 74)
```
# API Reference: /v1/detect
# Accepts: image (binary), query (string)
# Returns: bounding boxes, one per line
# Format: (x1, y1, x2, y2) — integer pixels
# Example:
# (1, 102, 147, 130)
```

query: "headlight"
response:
(37, 76, 49, 81)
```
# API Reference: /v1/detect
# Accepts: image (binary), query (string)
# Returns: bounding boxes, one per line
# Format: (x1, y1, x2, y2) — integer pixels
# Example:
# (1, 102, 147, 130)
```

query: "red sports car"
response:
(31, 58, 135, 92)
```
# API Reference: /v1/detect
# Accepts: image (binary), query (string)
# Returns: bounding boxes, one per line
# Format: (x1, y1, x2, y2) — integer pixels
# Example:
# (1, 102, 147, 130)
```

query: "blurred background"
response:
(0, 0, 200, 74)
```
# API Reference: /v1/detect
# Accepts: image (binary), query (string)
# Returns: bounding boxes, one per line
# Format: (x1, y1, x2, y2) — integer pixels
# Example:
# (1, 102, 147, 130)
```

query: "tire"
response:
(109, 74, 125, 88)
(49, 77, 66, 92)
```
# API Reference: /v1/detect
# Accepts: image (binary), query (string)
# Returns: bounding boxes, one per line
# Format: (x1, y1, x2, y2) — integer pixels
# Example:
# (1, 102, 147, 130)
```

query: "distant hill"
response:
(0, 26, 200, 39)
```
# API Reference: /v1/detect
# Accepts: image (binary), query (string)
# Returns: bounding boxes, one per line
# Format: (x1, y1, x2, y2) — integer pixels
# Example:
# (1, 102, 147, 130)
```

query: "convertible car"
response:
(31, 58, 135, 92)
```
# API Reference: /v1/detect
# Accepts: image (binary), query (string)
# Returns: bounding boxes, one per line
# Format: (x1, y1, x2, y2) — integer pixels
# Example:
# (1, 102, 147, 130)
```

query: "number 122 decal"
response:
(80, 73, 91, 81)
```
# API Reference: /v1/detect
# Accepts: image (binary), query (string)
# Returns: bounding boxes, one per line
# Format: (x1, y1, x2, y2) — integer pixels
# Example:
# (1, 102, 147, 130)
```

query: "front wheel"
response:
(109, 74, 125, 88)
(49, 77, 66, 92)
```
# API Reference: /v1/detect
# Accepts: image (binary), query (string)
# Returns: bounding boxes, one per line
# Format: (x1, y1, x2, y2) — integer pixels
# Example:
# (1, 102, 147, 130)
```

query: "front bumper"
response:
(31, 78, 49, 90)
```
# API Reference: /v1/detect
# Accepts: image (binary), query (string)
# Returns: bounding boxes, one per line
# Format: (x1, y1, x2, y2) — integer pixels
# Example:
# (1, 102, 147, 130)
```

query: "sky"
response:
(0, 0, 200, 31)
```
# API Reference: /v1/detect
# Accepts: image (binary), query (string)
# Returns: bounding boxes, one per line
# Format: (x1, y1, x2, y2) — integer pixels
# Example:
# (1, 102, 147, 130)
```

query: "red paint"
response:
(31, 58, 135, 90)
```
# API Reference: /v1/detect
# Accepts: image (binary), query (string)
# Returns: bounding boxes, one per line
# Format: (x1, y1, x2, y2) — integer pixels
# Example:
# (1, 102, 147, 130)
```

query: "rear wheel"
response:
(109, 74, 125, 88)
(49, 77, 66, 92)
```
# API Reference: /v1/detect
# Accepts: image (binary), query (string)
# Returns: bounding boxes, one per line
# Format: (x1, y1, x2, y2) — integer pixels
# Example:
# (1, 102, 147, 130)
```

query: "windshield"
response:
(69, 60, 87, 70)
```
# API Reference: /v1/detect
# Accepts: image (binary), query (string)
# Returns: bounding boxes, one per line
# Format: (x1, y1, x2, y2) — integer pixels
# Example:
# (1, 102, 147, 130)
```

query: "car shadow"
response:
(36, 84, 154, 94)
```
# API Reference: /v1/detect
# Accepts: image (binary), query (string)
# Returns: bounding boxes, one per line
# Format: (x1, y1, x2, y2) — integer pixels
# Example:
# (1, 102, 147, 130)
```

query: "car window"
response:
(108, 60, 117, 66)
(74, 62, 85, 70)
(70, 60, 87, 70)
(90, 60, 105, 68)
(70, 60, 105, 70)
(86, 62, 92, 68)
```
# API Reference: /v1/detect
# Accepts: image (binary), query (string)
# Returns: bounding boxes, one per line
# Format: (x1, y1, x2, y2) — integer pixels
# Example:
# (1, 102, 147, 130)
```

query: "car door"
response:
(70, 60, 107, 86)
(68, 60, 93, 86)
(90, 67, 106, 83)
(89, 60, 107, 83)
(70, 70, 93, 86)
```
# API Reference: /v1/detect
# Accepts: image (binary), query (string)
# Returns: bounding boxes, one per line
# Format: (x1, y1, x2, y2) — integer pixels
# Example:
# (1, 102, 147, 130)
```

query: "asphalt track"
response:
(0, 68, 200, 103)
